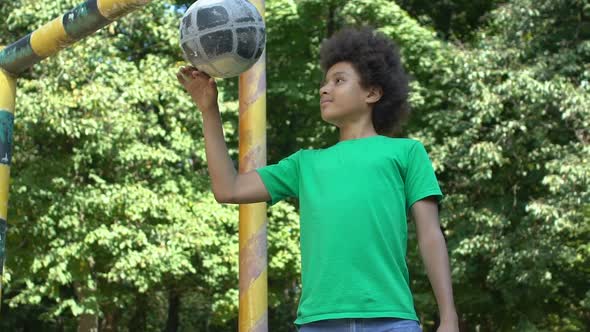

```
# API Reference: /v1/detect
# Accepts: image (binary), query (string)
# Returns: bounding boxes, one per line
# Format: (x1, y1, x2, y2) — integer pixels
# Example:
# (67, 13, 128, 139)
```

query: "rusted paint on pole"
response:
(0, 0, 151, 304)
(0, 52, 16, 305)
(0, 0, 151, 76)
(238, 0, 267, 331)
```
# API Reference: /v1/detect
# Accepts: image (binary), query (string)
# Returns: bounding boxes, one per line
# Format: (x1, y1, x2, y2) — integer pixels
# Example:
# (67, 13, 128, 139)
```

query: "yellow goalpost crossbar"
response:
(0, 1, 268, 330)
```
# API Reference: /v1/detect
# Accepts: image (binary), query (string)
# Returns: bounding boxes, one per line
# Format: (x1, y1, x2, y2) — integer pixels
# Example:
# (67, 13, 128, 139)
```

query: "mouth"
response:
(320, 100, 333, 105)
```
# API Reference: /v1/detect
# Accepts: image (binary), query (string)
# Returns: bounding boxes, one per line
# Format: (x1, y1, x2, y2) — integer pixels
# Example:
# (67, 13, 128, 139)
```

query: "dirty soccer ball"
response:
(179, 0, 266, 78)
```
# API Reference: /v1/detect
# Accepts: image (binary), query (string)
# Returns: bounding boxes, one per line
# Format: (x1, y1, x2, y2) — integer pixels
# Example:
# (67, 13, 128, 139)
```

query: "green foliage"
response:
(396, 0, 504, 42)
(1, 0, 300, 330)
(1, 0, 588, 331)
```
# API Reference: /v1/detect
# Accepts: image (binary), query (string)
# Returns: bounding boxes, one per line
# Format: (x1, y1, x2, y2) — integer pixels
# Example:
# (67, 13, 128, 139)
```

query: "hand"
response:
(176, 66, 218, 113)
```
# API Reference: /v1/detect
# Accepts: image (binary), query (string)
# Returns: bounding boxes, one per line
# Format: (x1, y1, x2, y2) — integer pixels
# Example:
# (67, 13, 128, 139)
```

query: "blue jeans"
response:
(297, 318, 422, 332)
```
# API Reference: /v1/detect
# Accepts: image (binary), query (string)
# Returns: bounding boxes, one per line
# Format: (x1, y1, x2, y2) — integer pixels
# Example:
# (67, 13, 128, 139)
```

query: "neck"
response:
(338, 119, 378, 141)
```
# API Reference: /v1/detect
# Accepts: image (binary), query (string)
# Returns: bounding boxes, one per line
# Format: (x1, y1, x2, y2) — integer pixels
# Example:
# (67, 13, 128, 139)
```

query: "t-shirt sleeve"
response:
(405, 141, 443, 209)
(255, 150, 301, 206)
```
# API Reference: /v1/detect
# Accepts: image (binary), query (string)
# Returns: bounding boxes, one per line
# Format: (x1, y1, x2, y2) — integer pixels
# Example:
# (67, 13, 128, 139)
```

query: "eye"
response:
(335, 78, 344, 84)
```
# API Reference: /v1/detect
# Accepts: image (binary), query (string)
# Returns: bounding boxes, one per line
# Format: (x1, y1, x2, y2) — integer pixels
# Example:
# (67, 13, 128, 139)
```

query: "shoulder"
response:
(380, 136, 423, 151)
(297, 146, 329, 156)
(280, 148, 315, 163)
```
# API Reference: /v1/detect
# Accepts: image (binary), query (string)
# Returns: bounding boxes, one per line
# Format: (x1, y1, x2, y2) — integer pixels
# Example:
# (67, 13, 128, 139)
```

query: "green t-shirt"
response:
(255, 135, 443, 325)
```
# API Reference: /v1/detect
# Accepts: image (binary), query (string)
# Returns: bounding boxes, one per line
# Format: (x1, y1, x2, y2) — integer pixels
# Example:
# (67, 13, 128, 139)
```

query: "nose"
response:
(319, 82, 330, 95)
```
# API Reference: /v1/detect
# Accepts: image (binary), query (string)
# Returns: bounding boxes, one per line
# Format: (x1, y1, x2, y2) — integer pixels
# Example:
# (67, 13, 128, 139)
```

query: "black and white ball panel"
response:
(180, 0, 266, 78)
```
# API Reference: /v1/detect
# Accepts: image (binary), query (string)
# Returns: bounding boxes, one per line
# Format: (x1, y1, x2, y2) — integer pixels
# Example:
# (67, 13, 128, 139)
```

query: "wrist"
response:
(199, 103, 219, 115)
(440, 310, 458, 323)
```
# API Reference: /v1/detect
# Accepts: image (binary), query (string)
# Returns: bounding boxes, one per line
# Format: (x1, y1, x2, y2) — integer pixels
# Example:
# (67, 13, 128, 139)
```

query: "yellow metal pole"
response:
(0, 47, 16, 304)
(238, 0, 267, 331)
(0, 0, 151, 76)
(0, 0, 151, 308)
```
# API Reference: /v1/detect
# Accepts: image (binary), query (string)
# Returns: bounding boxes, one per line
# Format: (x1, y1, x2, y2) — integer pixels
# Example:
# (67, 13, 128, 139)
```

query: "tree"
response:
(1, 0, 588, 331)
(1, 1, 301, 331)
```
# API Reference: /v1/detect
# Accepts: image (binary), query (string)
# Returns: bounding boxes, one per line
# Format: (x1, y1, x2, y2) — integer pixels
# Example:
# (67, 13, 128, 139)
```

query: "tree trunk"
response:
(101, 309, 118, 332)
(74, 281, 98, 332)
(129, 293, 147, 332)
(77, 314, 98, 332)
(164, 289, 181, 332)
(327, 1, 336, 37)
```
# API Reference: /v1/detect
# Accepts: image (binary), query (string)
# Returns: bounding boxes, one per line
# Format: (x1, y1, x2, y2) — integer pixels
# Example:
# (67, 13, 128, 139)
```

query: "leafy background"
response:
(0, 0, 588, 331)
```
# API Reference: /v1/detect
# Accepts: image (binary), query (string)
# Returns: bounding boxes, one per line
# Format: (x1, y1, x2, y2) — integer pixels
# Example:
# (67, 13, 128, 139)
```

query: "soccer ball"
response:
(179, 0, 266, 78)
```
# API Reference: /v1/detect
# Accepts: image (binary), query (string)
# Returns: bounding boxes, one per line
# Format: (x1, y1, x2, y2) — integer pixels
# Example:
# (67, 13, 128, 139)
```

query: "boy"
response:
(177, 27, 459, 332)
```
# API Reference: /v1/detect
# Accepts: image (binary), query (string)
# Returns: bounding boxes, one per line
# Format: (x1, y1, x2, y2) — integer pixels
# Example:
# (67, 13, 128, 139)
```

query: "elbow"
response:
(212, 177, 238, 204)
(213, 190, 234, 204)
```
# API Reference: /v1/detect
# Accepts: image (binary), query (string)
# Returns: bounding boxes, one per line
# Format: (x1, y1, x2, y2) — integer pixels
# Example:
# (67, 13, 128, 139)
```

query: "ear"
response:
(365, 86, 383, 104)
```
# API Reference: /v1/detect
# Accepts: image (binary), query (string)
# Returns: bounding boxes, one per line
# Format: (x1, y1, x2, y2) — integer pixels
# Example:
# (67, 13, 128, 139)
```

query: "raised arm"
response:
(176, 66, 270, 204)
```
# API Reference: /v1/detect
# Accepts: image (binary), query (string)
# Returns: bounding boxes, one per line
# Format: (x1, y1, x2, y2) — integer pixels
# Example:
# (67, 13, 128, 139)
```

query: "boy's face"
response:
(319, 61, 378, 126)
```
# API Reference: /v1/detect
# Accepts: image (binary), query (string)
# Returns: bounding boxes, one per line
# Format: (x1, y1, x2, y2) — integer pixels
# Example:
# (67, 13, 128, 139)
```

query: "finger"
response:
(176, 72, 187, 84)
(192, 70, 210, 80)
(185, 66, 199, 73)
(182, 66, 195, 77)
(178, 68, 190, 81)
(209, 77, 216, 86)
(200, 70, 212, 80)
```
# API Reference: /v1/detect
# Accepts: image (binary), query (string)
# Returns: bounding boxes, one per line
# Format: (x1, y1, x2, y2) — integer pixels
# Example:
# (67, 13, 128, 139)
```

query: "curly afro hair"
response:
(319, 27, 410, 136)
